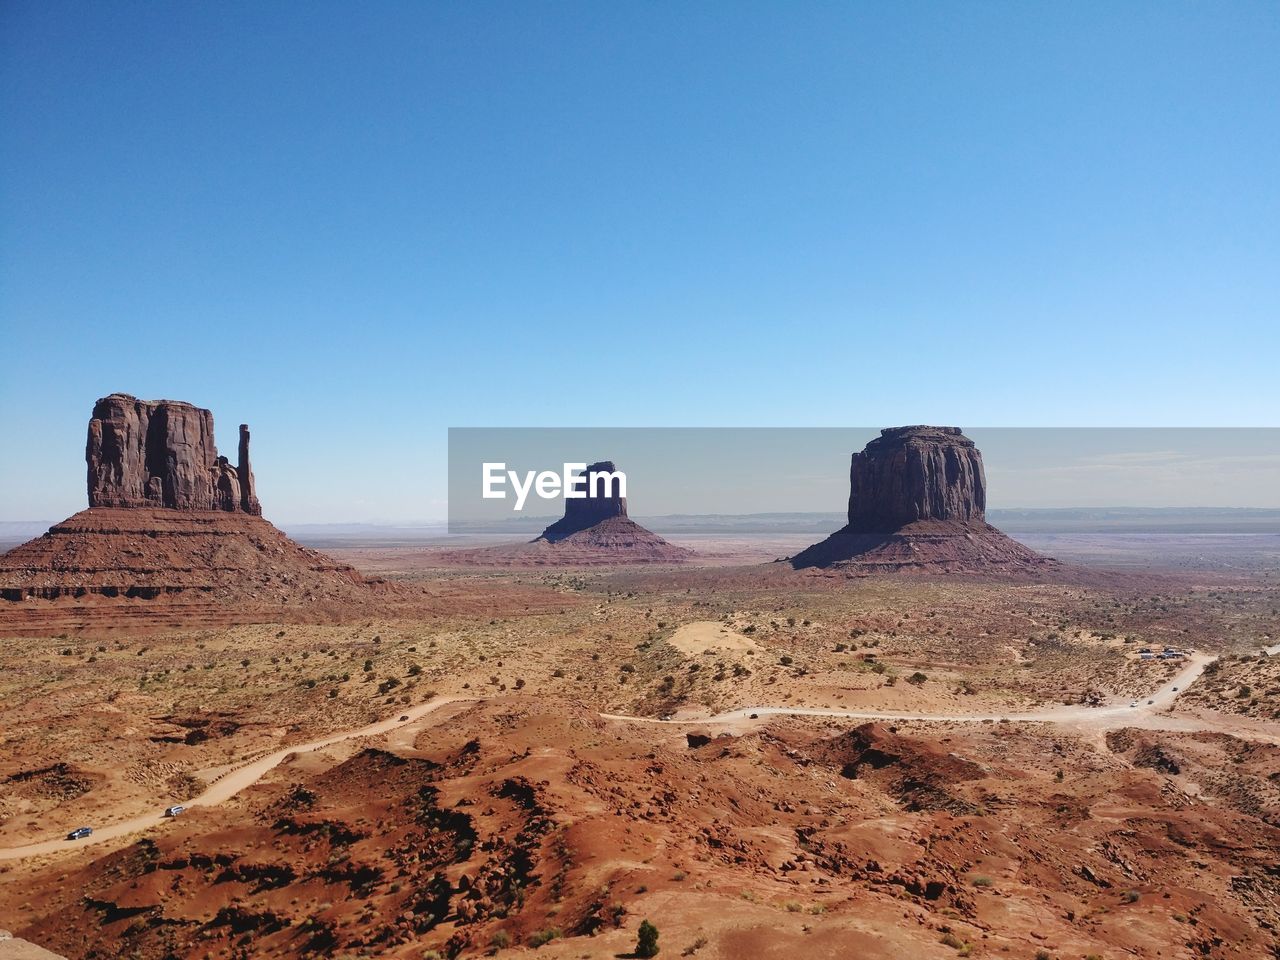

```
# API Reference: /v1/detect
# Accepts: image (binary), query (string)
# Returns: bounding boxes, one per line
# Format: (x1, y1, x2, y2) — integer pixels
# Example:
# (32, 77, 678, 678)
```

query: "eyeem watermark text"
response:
(482, 462, 627, 511)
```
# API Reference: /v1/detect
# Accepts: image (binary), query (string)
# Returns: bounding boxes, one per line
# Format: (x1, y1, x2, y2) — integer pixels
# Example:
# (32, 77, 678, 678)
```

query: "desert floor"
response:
(0, 536, 1277, 959)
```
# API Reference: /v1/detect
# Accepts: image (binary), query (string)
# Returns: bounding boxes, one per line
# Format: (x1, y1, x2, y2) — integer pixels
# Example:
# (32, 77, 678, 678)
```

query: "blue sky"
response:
(2, 1, 1277, 521)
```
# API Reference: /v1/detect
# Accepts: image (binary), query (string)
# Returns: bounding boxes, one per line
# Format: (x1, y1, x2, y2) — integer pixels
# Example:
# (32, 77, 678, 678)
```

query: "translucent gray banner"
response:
(447, 427, 1280, 535)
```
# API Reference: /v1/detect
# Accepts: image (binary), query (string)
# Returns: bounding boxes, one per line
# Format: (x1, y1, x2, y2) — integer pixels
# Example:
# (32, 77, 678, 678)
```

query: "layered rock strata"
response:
(790, 426, 1055, 574)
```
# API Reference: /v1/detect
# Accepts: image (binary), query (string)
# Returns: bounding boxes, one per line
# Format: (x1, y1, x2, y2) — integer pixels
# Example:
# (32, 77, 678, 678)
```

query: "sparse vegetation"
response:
(636, 919, 660, 958)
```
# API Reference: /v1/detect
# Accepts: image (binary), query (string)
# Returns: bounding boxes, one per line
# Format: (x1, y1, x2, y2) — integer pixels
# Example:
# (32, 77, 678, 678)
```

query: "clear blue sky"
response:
(2, 2, 1277, 522)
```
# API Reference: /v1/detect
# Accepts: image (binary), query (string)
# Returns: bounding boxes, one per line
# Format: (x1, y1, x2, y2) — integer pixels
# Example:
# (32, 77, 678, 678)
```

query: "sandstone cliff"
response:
(536, 461, 628, 543)
(847, 426, 986, 531)
(791, 426, 1054, 574)
(435, 461, 691, 565)
(86, 394, 260, 514)
(0, 394, 398, 628)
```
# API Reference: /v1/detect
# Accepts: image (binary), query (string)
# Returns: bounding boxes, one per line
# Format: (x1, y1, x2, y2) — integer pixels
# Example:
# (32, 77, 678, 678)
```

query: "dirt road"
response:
(4, 650, 1271, 863)
(601, 652, 1216, 727)
(0, 696, 469, 862)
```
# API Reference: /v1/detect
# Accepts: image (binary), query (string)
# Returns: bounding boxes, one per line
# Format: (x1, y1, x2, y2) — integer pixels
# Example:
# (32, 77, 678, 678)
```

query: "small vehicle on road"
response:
(399, 715, 409, 722)
(67, 826, 93, 841)
(1147, 700, 1154, 705)
(164, 805, 185, 818)
(1129, 701, 1139, 708)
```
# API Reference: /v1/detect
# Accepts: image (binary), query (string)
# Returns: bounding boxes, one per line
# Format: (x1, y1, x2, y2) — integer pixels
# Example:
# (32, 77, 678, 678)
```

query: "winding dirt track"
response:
(3, 649, 1274, 863)
(0, 696, 471, 862)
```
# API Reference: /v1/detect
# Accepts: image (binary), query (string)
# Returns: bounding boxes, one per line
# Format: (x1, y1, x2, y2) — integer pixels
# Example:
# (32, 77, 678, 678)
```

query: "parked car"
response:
(164, 805, 185, 818)
(66, 826, 93, 840)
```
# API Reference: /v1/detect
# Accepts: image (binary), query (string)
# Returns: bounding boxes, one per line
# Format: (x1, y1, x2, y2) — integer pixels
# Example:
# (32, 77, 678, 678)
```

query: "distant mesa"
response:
(789, 426, 1056, 574)
(442, 460, 692, 566)
(0, 394, 384, 628)
(536, 460, 628, 542)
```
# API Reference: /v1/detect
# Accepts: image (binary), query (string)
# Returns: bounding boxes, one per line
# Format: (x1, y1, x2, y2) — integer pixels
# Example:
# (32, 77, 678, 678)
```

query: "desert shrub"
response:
(489, 930, 511, 949)
(908, 671, 928, 685)
(527, 927, 560, 948)
(636, 919, 660, 958)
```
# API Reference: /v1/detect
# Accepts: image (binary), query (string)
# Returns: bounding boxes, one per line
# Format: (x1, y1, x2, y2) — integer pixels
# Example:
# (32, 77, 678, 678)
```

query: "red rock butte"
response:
(0, 395, 385, 631)
(790, 425, 1056, 574)
(440, 460, 692, 566)
(86, 393, 262, 515)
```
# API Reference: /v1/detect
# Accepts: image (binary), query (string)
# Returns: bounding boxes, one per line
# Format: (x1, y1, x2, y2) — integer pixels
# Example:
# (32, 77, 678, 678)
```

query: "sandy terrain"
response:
(666, 620, 761, 655)
(1, 542, 1278, 958)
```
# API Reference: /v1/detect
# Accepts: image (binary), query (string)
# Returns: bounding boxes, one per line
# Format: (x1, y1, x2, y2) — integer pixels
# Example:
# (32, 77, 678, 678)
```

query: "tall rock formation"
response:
(536, 461, 628, 543)
(847, 426, 985, 531)
(790, 426, 1054, 574)
(437, 461, 691, 566)
(528, 459, 690, 561)
(238, 424, 261, 515)
(86, 394, 261, 514)
(0, 394, 389, 628)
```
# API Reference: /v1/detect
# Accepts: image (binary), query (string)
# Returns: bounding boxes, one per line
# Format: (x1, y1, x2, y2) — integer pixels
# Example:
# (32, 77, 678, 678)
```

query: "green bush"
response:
(636, 919, 660, 957)
(527, 927, 560, 948)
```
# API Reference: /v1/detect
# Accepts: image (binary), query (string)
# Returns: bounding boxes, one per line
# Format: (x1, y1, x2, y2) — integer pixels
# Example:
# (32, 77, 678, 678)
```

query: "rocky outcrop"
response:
(436, 461, 691, 565)
(238, 424, 261, 514)
(86, 394, 261, 515)
(790, 426, 1055, 574)
(536, 461, 627, 543)
(0, 394, 400, 625)
(847, 426, 985, 531)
